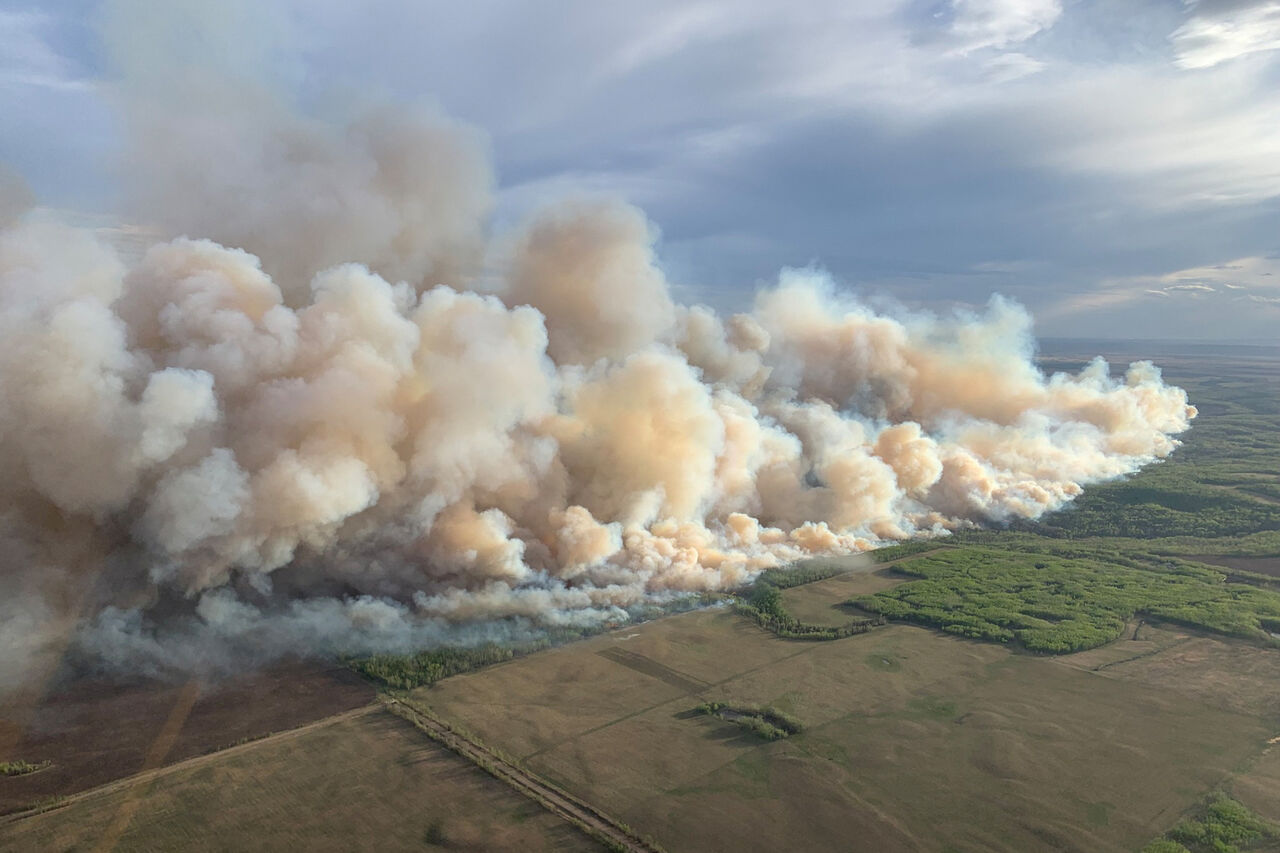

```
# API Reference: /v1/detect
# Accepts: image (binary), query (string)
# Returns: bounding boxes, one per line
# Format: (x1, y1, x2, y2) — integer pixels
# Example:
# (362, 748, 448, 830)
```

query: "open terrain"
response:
(0, 663, 374, 816)
(0, 706, 603, 853)
(411, 601, 1276, 852)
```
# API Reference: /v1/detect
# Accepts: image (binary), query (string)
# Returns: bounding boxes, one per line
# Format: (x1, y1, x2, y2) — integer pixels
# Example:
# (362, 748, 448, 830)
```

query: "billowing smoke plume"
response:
(0, 7, 1195, 691)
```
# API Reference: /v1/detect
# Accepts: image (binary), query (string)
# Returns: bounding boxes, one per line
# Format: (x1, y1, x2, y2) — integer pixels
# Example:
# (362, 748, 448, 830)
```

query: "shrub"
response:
(0, 760, 50, 776)
(692, 702, 803, 739)
(1146, 793, 1277, 853)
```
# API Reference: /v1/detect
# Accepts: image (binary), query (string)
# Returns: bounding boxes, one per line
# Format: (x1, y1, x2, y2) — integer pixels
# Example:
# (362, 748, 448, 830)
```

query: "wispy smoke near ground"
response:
(0, 2, 1195, 690)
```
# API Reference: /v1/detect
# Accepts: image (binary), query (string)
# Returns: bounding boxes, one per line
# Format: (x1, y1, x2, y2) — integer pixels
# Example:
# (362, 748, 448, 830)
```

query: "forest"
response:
(854, 546, 1280, 653)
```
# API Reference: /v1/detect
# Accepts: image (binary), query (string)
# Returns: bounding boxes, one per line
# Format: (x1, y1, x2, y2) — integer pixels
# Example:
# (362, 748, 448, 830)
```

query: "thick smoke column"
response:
(0, 205, 1195, 686)
(0, 8, 1195, 690)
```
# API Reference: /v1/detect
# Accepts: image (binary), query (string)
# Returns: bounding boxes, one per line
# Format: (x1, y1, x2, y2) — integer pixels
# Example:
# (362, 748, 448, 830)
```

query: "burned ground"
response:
(0, 662, 373, 815)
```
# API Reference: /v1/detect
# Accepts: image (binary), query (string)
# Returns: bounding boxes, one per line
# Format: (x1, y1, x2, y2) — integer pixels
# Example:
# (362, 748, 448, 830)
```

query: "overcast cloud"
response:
(1, 0, 1278, 340)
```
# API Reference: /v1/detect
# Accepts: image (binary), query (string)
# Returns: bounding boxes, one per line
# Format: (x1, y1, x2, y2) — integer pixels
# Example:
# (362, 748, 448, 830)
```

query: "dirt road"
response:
(385, 696, 664, 853)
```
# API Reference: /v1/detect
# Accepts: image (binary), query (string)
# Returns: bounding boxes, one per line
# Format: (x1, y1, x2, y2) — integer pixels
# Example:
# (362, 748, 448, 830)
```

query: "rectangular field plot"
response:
(0, 708, 602, 853)
(418, 604, 1275, 853)
(779, 566, 906, 628)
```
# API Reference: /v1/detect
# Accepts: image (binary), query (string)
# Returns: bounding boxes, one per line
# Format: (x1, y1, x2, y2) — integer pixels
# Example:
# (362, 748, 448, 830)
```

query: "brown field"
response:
(0, 662, 373, 815)
(0, 706, 602, 853)
(1195, 554, 1280, 578)
(1076, 631, 1280, 718)
(1232, 741, 1280, 826)
(780, 564, 905, 627)
(416, 581, 1280, 853)
(1049, 620, 1191, 672)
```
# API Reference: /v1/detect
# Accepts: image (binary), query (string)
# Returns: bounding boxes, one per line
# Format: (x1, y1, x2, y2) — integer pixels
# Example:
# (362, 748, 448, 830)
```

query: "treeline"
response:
(349, 643, 534, 689)
(1142, 793, 1278, 853)
(752, 561, 850, 589)
(734, 601, 885, 640)
(349, 596, 734, 690)
(869, 541, 944, 563)
(348, 626, 599, 689)
(1018, 493, 1280, 540)
(693, 701, 803, 741)
(736, 580, 884, 640)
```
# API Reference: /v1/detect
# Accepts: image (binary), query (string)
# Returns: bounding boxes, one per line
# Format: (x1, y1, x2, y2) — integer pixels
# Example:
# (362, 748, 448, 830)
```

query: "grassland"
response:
(411, 607, 1273, 852)
(0, 708, 602, 853)
(0, 663, 373, 816)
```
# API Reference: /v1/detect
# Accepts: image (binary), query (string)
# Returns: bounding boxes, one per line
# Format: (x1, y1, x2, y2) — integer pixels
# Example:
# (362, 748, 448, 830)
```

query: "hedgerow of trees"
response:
(693, 701, 804, 741)
(735, 571, 884, 640)
(347, 597, 724, 689)
(0, 760, 49, 777)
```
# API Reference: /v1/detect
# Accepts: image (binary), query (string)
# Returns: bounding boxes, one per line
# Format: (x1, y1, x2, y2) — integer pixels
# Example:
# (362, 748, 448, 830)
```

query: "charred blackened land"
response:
(595, 648, 711, 694)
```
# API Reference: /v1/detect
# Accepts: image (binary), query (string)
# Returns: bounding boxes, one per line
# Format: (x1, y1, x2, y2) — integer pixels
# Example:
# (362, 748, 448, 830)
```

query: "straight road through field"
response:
(386, 696, 664, 853)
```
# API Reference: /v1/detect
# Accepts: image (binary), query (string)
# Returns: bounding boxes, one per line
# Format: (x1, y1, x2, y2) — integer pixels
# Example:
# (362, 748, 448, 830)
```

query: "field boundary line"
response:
(1090, 635, 1196, 673)
(92, 680, 201, 853)
(386, 695, 665, 853)
(0, 703, 381, 827)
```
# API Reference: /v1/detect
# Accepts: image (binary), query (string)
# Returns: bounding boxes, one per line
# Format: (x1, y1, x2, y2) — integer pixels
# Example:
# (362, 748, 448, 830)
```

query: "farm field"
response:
(0, 663, 373, 815)
(778, 556, 906, 628)
(414, 597, 1278, 853)
(1233, 744, 1280, 830)
(0, 706, 603, 853)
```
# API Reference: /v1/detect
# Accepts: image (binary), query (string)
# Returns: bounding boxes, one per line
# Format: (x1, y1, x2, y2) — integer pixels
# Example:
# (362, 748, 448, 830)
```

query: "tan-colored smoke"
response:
(0, 5, 1195, 686)
(105, 0, 493, 299)
(0, 197, 1196, 686)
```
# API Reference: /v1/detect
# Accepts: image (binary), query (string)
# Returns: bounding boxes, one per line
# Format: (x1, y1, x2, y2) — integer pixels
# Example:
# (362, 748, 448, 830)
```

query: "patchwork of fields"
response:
(412, 588, 1279, 853)
(0, 707, 602, 852)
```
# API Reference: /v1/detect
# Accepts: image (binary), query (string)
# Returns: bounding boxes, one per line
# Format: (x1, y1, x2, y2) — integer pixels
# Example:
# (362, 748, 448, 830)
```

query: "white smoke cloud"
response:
(0, 4, 1196, 690)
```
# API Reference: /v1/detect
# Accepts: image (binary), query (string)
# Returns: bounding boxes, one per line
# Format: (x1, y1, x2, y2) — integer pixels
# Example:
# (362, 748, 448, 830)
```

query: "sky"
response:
(1, 0, 1279, 341)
